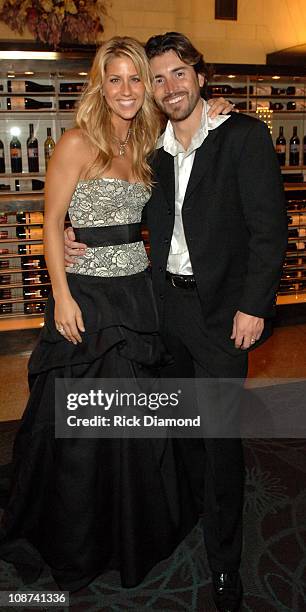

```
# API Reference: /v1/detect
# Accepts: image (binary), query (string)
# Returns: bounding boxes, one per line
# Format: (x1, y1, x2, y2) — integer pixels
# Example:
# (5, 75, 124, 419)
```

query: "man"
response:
(65, 33, 288, 611)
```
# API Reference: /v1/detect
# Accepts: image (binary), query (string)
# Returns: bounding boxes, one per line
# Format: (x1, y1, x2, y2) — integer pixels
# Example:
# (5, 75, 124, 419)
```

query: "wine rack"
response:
(0, 48, 92, 330)
(209, 65, 306, 306)
(1, 54, 306, 328)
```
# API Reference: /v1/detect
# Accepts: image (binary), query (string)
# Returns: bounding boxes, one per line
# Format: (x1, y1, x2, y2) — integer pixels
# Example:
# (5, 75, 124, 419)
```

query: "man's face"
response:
(149, 49, 204, 121)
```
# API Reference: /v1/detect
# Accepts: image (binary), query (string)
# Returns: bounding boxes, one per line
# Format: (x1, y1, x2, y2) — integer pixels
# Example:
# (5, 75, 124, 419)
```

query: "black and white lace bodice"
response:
(66, 178, 151, 277)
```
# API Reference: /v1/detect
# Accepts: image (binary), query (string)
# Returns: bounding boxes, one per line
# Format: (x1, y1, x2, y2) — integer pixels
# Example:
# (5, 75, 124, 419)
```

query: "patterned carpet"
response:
(0, 427, 305, 611)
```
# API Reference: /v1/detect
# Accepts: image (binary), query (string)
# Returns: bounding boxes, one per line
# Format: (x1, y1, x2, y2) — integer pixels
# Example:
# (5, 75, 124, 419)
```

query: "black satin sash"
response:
(74, 223, 142, 247)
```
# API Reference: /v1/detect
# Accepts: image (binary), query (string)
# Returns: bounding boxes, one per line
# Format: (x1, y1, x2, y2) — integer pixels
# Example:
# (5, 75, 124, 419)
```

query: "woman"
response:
(0, 37, 232, 592)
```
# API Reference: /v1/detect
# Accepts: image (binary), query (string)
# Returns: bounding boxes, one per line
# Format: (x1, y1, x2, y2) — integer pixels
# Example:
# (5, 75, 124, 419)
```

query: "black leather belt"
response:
(74, 223, 142, 247)
(166, 271, 196, 289)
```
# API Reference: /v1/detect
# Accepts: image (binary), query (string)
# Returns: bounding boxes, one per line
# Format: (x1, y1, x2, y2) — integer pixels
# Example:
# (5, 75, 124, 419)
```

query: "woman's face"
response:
(103, 55, 146, 124)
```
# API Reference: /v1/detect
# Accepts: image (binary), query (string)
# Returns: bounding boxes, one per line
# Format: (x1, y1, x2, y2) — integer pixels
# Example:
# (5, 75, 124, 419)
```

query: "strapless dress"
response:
(0, 178, 204, 591)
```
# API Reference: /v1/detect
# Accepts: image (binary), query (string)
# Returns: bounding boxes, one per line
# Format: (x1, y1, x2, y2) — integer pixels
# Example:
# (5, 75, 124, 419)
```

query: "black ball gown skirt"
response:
(0, 269, 204, 592)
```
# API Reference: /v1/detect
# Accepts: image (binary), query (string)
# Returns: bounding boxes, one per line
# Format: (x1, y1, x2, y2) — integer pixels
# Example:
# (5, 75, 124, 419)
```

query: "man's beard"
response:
(156, 90, 200, 121)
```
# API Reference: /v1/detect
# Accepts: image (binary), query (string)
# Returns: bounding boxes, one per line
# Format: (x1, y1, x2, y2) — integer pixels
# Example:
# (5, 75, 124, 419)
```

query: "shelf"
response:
(0, 222, 44, 227)
(0, 92, 54, 97)
(0, 109, 56, 114)
(0, 239, 43, 244)
(277, 292, 306, 305)
(0, 282, 50, 290)
(1, 173, 45, 179)
(247, 110, 306, 115)
(283, 264, 306, 271)
(284, 183, 306, 190)
(282, 165, 306, 171)
(0, 315, 44, 331)
(0, 297, 48, 305)
(0, 267, 48, 275)
(287, 208, 306, 213)
(0, 252, 44, 259)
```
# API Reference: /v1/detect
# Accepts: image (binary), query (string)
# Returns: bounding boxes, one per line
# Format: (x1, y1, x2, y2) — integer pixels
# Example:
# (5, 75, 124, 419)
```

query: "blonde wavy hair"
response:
(76, 37, 161, 186)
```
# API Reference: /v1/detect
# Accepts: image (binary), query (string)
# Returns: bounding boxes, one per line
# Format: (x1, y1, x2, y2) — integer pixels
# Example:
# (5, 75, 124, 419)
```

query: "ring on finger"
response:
(250, 337, 256, 344)
(56, 325, 65, 334)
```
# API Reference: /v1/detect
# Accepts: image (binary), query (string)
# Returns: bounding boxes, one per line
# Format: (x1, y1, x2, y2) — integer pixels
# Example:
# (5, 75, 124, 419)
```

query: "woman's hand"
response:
(54, 294, 85, 344)
(207, 96, 237, 118)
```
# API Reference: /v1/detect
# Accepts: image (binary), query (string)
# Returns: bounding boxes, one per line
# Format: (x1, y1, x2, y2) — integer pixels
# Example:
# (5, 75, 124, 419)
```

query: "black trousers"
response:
(160, 279, 248, 572)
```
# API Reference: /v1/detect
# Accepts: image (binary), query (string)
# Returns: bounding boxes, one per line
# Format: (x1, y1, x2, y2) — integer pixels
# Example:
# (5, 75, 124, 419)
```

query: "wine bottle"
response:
(24, 302, 45, 314)
(44, 128, 55, 170)
(0, 272, 22, 285)
(27, 123, 39, 172)
(7, 98, 52, 111)
(21, 256, 44, 269)
(234, 101, 255, 111)
(288, 228, 306, 238)
(275, 126, 286, 166)
(286, 86, 296, 96)
(23, 286, 49, 299)
(60, 82, 84, 93)
(303, 135, 306, 166)
(0, 304, 12, 314)
(231, 85, 254, 95)
(15, 179, 44, 192)
(287, 241, 305, 251)
(289, 126, 300, 166)
(16, 226, 43, 240)
(18, 244, 44, 255)
(271, 86, 286, 96)
(16, 211, 44, 224)
(271, 86, 296, 96)
(10, 135, 22, 173)
(0, 260, 10, 269)
(0, 275, 10, 285)
(209, 85, 233, 95)
(287, 101, 296, 111)
(0, 288, 11, 299)
(59, 99, 78, 110)
(61, 127, 66, 136)
(22, 271, 49, 285)
(7, 80, 54, 93)
(0, 139, 5, 173)
(269, 101, 284, 111)
(0, 184, 10, 191)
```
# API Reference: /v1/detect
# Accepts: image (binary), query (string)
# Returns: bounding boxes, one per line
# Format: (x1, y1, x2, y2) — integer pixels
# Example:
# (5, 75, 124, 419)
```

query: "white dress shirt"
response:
(156, 100, 230, 275)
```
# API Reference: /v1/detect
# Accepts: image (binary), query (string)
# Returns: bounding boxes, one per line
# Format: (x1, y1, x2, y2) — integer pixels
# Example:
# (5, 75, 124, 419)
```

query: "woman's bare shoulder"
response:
(59, 127, 91, 150)
(54, 127, 94, 168)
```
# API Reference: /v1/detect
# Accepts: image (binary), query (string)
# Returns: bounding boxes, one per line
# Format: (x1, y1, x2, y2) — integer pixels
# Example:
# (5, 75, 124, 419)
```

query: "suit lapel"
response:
(154, 123, 224, 208)
(184, 128, 221, 203)
(154, 148, 175, 209)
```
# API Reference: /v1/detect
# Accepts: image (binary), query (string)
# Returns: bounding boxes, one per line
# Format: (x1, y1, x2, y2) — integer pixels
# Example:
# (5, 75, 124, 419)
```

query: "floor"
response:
(0, 323, 306, 423)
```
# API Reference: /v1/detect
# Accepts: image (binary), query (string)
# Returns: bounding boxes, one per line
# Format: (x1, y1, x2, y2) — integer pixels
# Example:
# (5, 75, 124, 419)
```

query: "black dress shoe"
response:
(212, 571, 243, 612)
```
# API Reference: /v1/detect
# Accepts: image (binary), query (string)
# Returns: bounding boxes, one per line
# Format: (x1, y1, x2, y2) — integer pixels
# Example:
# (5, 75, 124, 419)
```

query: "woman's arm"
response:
(44, 129, 87, 344)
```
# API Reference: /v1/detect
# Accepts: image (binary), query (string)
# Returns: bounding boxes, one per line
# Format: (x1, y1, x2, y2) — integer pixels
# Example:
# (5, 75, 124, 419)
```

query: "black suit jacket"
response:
(145, 112, 288, 356)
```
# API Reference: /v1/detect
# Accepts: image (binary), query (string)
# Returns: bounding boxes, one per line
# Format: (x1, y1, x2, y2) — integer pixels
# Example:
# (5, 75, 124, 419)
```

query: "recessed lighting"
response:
(7, 74, 15, 78)
(228, 75, 236, 78)
(10, 126, 21, 137)
(78, 72, 88, 76)
(272, 75, 280, 80)
(25, 71, 34, 75)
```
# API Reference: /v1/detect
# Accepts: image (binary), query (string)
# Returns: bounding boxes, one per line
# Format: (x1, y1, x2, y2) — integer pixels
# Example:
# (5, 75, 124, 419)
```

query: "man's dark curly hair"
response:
(145, 31, 212, 82)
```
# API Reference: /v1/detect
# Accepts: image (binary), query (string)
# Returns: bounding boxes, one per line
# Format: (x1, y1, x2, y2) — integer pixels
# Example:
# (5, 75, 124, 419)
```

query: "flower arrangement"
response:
(0, 0, 107, 48)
